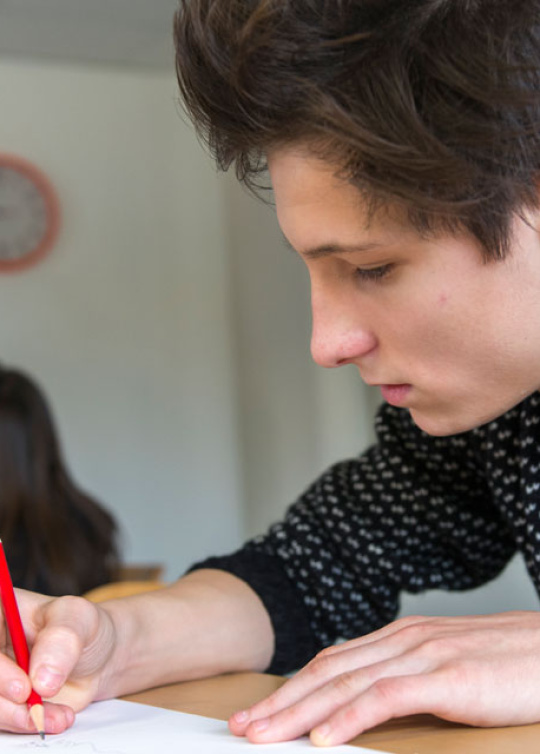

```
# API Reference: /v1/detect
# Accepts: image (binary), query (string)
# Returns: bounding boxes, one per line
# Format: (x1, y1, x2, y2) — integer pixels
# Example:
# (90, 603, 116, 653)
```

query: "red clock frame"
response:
(0, 153, 61, 273)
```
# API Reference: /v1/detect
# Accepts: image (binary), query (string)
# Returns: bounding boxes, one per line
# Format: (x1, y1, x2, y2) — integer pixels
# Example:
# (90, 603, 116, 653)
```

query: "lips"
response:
(379, 384, 412, 406)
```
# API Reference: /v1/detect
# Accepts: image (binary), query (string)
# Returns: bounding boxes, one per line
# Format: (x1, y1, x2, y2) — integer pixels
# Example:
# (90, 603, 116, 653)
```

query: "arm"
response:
(196, 404, 516, 676)
(0, 569, 274, 735)
(96, 569, 275, 696)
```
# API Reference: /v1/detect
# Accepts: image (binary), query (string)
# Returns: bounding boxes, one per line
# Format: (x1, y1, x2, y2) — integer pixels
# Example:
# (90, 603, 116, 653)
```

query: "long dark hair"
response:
(175, 0, 540, 260)
(0, 365, 120, 595)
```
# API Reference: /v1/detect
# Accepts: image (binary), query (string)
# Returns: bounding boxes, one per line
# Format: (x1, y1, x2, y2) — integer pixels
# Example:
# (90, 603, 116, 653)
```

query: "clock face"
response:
(0, 155, 60, 272)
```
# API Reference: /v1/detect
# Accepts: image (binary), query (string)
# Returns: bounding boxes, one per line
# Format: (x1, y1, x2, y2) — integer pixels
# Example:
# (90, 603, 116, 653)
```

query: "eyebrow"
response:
(282, 236, 385, 260)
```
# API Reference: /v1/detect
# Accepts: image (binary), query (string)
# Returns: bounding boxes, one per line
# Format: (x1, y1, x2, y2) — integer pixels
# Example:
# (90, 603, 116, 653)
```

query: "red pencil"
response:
(0, 539, 45, 739)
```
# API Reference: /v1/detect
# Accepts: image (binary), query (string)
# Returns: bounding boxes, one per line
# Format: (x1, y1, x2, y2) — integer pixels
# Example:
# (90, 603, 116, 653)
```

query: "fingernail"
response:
(311, 723, 332, 745)
(233, 710, 249, 724)
(252, 717, 269, 733)
(35, 666, 63, 692)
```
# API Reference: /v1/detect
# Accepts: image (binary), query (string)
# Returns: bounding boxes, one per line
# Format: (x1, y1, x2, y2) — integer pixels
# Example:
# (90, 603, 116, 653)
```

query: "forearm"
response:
(95, 569, 275, 700)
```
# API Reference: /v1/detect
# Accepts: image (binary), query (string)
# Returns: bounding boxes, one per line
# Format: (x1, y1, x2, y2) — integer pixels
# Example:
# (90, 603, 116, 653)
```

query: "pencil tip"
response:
(29, 703, 45, 740)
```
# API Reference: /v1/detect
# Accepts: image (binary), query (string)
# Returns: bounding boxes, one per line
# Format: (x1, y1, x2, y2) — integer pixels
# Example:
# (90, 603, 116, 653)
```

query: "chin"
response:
(408, 407, 485, 437)
(409, 392, 534, 437)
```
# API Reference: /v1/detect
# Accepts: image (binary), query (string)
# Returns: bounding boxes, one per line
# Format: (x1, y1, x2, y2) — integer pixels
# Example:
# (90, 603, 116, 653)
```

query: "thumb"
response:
(27, 595, 113, 702)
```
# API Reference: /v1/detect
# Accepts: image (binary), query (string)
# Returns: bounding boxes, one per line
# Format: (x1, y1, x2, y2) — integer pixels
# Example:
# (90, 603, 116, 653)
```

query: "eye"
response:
(354, 263, 395, 283)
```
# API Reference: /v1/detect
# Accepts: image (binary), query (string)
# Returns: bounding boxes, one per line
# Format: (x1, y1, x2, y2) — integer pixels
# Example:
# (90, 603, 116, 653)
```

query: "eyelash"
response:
(354, 264, 395, 283)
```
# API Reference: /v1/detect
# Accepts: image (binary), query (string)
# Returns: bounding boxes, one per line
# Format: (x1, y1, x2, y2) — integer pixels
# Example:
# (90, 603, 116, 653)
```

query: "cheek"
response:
(397, 289, 460, 354)
(394, 287, 451, 331)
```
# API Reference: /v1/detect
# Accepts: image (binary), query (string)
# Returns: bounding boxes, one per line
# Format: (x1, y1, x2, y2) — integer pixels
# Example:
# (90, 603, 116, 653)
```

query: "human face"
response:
(268, 148, 540, 435)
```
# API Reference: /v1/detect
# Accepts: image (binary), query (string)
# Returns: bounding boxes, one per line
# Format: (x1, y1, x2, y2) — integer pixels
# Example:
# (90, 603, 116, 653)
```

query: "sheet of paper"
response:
(0, 699, 389, 753)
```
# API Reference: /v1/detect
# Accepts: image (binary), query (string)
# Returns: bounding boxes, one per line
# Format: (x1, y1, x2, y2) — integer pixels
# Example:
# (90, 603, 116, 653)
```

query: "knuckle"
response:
(49, 595, 99, 636)
(413, 633, 468, 667)
(254, 690, 281, 716)
(439, 659, 473, 687)
(279, 702, 303, 727)
(393, 615, 425, 629)
(415, 636, 451, 660)
(331, 671, 359, 697)
(56, 594, 94, 617)
(392, 617, 433, 644)
(341, 701, 363, 729)
(305, 651, 337, 681)
(371, 677, 401, 706)
(316, 643, 340, 658)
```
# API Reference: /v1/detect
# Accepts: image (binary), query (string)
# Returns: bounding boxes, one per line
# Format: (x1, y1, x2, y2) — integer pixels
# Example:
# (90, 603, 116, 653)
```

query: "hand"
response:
(0, 571, 276, 737)
(229, 611, 540, 746)
(0, 590, 115, 735)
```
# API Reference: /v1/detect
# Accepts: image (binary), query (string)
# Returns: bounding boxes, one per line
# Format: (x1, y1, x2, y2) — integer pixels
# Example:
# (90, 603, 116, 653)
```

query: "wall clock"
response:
(0, 154, 61, 272)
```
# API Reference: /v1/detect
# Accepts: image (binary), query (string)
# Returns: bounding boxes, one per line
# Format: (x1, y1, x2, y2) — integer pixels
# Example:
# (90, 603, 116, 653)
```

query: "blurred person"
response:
(0, 364, 119, 595)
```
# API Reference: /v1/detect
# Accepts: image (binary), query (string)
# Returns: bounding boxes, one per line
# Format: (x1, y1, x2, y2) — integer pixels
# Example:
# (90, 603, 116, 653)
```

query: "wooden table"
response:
(123, 672, 540, 753)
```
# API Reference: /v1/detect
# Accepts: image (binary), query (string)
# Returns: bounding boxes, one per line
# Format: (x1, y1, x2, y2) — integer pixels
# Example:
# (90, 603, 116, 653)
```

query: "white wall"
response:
(0, 58, 243, 581)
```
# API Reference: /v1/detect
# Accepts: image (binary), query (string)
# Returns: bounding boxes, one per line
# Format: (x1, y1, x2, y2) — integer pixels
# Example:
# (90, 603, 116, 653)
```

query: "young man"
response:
(2, 0, 540, 746)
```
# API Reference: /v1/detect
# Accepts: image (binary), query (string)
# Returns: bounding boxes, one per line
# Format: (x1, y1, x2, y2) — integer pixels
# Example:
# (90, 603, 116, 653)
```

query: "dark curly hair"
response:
(174, 0, 540, 259)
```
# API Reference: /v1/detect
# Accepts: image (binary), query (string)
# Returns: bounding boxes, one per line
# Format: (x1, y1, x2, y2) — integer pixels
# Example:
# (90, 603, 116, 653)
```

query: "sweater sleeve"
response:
(188, 404, 517, 674)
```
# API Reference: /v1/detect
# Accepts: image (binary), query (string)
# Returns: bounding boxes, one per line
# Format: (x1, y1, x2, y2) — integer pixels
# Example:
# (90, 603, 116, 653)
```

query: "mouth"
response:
(378, 384, 412, 406)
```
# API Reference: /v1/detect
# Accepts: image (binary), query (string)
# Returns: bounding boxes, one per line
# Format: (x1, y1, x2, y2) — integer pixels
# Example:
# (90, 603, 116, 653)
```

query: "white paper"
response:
(0, 699, 388, 753)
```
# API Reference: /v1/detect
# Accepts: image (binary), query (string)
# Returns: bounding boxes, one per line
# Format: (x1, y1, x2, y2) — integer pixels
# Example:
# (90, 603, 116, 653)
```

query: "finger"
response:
(230, 618, 432, 735)
(229, 650, 362, 735)
(0, 651, 32, 705)
(239, 642, 436, 745)
(310, 672, 446, 747)
(0, 695, 40, 735)
(240, 664, 385, 743)
(0, 696, 75, 736)
(229, 647, 374, 736)
(41, 702, 76, 736)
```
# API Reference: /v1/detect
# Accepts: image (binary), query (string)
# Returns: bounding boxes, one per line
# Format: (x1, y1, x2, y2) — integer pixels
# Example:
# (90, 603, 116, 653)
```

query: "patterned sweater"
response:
(191, 393, 540, 674)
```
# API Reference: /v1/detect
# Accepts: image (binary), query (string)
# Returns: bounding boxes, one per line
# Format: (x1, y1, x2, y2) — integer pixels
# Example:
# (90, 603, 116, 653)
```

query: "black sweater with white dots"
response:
(190, 394, 540, 674)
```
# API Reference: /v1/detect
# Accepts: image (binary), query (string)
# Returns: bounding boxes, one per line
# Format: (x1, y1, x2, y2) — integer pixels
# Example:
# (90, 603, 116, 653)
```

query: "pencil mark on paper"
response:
(10, 741, 125, 754)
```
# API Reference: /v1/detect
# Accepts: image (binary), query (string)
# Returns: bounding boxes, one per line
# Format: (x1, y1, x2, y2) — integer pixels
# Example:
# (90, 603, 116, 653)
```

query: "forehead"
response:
(268, 147, 354, 207)
(267, 147, 415, 250)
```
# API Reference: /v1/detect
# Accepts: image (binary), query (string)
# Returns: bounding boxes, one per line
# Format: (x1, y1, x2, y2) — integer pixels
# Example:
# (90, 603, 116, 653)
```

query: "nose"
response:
(310, 285, 377, 369)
